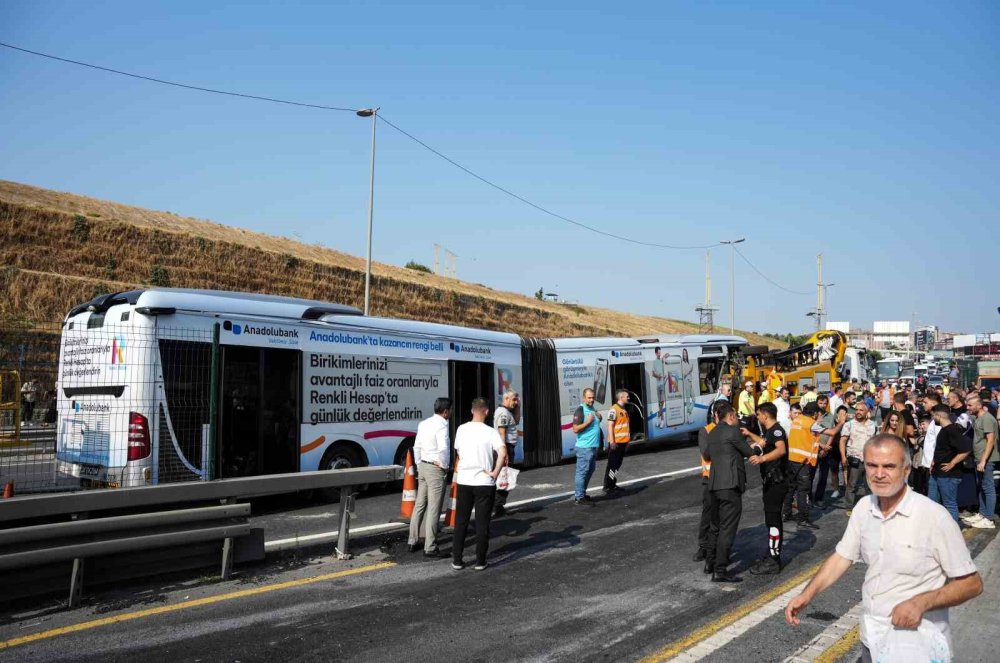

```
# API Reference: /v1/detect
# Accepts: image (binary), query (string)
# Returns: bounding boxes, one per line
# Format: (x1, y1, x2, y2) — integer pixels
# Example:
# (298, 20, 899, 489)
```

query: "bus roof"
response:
(317, 313, 523, 345)
(66, 288, 362, 321)
(552, 334, 746, 350)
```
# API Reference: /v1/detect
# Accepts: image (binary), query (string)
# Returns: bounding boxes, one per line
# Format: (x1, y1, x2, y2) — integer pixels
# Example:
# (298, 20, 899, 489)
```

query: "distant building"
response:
(952, 333, 1000, 358)
(873, 320, 911, 351)
(914, 325, 938, 352)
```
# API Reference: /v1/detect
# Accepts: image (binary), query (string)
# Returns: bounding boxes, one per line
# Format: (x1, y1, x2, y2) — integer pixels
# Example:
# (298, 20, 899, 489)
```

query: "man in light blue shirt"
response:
(571, 388, 603, 504)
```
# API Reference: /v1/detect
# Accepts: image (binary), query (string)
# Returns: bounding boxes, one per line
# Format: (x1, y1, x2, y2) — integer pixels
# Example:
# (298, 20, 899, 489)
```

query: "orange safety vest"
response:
(788, 415, 820, 467)
(700, 422, 716, 477)
(610, 404, 631, 444)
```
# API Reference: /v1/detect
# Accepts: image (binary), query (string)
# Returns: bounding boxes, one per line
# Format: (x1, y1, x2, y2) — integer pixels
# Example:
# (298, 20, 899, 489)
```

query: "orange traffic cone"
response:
(3, 482, 13, 499)
(400, 449, 417, 519)
(443, 460, 459, 528)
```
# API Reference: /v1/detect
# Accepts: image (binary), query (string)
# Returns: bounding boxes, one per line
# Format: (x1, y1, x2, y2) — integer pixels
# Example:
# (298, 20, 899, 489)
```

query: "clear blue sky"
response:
(2, 1, 998, 334)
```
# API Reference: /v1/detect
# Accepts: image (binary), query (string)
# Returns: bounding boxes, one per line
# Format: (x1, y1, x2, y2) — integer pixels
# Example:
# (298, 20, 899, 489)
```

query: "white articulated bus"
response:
(549, 336, 747, 457)
(55, 288, 746, 488)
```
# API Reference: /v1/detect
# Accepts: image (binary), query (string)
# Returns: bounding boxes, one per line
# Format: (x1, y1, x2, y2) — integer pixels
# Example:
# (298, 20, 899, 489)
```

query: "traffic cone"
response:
(400, 449, 417, 519)
(443, 460, 459, 528)
(3, 482, 13, 499)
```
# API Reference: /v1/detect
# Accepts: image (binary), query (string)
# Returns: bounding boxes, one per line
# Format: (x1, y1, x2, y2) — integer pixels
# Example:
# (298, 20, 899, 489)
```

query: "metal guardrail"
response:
(0, 465, 403, 606)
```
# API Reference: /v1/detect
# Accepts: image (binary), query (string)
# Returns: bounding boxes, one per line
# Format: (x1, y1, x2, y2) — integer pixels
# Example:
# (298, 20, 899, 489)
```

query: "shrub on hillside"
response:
(283, 254, 300, 270)
(72, 215, 89, 242)
(405, 260, 432, 274)
(149, 264, 170, 287)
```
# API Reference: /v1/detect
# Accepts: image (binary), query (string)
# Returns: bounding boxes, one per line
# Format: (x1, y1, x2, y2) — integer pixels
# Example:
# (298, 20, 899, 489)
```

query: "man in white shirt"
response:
(786, 434, 981, 661)
(408, 398, 452, 556)
(452, 397, 507, 571)
(829, 384, 844, 416)
(775, 387, 792, 435)
(914, 392, 943, 496)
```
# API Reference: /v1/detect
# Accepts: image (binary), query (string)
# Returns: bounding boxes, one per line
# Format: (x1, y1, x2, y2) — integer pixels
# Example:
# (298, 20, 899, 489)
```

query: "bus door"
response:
(609, 362, 648, 441)
(449, 360, 495, 440)
(218, 345, 300, 477)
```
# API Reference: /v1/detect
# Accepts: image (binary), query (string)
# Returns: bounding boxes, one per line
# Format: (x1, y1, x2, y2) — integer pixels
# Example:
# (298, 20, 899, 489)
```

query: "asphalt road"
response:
(2, 442, 996, 663)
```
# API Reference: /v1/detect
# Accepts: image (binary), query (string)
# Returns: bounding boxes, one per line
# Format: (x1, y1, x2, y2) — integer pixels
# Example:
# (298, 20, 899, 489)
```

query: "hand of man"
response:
(785, 593, 810, 625)
(586, 414, 595, 426)
(749, 455, 763, 466)
(941, 461, 955, 473)
(977, 459, 986, 473)
(740, 427, 751, 437)
(890, 596, 926, 629)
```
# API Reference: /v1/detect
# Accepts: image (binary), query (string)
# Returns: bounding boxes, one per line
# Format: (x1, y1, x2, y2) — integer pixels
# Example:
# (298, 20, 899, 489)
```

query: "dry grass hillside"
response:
(0, 179, 781, 347)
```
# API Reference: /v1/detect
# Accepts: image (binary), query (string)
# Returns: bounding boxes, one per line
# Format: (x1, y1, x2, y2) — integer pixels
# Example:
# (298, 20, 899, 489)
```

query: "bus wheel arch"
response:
(319, 440, 369, 472)
(318, 440, 369, 502)
(393, 436, 417, 468)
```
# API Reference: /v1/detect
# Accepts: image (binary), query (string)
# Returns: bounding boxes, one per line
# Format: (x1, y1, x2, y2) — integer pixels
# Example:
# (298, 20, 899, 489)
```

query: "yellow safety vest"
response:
(788, 415, 819, 466)
(610, 404, 631, 444)
(701, 422, 716, 478)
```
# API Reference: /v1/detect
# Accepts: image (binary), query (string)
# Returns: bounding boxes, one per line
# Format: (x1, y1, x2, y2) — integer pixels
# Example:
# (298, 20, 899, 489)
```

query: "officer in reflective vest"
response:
(603, 389, 631, 494)
(781, 404, 821, 529)
(694, 401, 722, 562)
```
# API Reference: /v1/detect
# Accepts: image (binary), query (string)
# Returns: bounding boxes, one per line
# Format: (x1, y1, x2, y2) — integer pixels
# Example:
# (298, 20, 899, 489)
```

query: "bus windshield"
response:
(877, 360, 900, 380)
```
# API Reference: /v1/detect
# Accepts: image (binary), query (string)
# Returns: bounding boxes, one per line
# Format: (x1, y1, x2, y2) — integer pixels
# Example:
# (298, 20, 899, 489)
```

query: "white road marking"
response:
(783, 601, 864, 662)
(264, 465, 701, 552)
(668, 580, 810, 662)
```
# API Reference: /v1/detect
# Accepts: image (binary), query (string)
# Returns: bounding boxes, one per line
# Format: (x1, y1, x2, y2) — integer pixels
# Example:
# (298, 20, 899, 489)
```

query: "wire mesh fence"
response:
(1, 321, 219, 494)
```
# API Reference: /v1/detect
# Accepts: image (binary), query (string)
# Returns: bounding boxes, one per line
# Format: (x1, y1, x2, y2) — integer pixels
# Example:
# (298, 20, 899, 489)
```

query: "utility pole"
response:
(433, 244, 440, 275)
(807, 254, 834, 332)
(719, 238, 745, 335)
(695, 249, 718, 333)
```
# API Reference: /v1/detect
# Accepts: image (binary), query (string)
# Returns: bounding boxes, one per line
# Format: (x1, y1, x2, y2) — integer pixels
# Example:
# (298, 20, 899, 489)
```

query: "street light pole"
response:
(357, 107, 379, 316)
(719, 238, 745, 335)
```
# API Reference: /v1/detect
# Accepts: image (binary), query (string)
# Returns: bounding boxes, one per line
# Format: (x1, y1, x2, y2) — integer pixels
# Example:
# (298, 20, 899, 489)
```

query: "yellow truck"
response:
(741, 330, 848, 403)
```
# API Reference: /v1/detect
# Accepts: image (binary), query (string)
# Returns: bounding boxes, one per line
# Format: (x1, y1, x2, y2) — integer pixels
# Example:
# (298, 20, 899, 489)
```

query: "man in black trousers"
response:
(704, 403, 761, 583)
(694, 401, 723, 561)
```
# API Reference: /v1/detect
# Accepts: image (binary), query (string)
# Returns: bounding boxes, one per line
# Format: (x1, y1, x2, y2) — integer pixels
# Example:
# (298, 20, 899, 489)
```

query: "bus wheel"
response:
(319, 443, 365, 502)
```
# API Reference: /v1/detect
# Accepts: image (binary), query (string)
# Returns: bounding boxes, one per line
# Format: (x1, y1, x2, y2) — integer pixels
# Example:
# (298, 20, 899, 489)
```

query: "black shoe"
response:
(575, 497, 594, 506)
(423, 549, 447, 558)
(703, 561, 715, 575)
(451, 561, 465, 570)
(693, 548, 707, 562)
(750, 557, 782, 575)
(711, 570, 742, 583)
(408, 543, 420, 553)
(493, 506, 507, 518)
(797, 519, 820, 530)
(782, 513, 795, 522)
(581, 495, 595, 503)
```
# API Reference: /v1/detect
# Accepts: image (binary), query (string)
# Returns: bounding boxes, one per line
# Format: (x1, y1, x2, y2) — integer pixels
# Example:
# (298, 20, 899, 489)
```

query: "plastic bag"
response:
(864, 615, 951, 663)
(496, 466, 520, 491)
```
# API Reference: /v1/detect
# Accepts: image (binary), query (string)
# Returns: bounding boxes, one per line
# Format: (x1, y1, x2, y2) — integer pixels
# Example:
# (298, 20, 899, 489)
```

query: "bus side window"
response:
(698, 358, 723, 395)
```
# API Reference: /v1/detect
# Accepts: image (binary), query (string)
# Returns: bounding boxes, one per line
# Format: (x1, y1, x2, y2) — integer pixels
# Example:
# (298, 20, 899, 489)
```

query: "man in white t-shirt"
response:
(452, 397, 507, 571)
(786, 434, 982, 661)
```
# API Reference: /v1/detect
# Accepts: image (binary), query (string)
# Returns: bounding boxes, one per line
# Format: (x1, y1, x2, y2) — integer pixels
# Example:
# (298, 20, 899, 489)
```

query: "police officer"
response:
(693, 401, 722, 562)
(741, 401, 789, 575)
(704, 403, 760, 582)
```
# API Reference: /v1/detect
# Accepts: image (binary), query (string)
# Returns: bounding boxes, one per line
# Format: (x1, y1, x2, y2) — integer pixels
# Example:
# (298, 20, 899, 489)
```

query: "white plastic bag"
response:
(496, 466, 520, 491)
(864, 615, 951, 663)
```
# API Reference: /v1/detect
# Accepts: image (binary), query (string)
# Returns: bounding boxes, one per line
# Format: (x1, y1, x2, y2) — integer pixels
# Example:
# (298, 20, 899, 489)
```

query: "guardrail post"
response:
(207, 323, 220, 481)
(68, 512, 88, 607)
(335, 486, 355, 560)
(220, 497, 235, 579)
